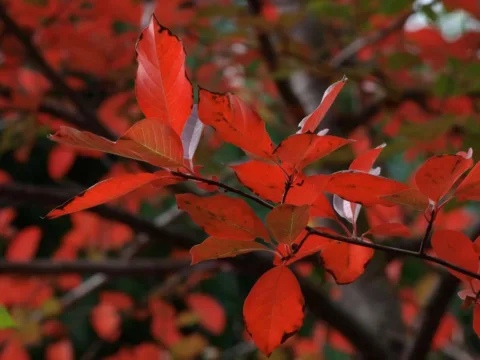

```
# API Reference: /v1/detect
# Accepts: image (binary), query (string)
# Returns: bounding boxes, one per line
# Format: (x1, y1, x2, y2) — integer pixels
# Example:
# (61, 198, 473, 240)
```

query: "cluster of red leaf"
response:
(34, 15, 480, 355)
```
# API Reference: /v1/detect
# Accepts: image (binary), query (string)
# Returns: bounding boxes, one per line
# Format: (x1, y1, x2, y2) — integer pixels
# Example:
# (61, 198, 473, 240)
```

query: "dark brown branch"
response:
(329, 10, 413, 68)
(402, 273, 459, 360)
(246, 0, 306, 122)
(0, 4, 113, 138)
(0, 259, 191, 275)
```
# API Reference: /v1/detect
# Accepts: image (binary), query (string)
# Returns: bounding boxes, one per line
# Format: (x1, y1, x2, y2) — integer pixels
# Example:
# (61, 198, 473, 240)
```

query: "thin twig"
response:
(419, 209, 436, 255)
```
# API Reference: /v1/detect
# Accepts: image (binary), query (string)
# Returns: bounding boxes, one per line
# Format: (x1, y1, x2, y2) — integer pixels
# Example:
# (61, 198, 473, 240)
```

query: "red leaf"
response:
(135, 17, 193, 136)
(297, 76, 347, 134)
(455, 162, 480, 201)
(46, 172, 176, 218)
(48, 145, 76, 180)
(325, 170, 408, 206)
(190, 237, 270, 264)
(46, 340, 74, 360)
(364, 223, 411, 238)
(415, 154, 472, 203)
(320, 240, 374, 284)
(266, 204, 310, 244)
(6, 225, 42, 261)
(91, 303, 121, 342)
(380, 188, 429, 210)
(50, 119, 184, 169)
(349, 143, 386, 172)
(274, 133, 350, 172)
(198, 88, 274, 159)
(243, 266, 304, 356)
(431, 229, 478, 283)
(187, 293, 226, 335)
(176, 194, 269, 241)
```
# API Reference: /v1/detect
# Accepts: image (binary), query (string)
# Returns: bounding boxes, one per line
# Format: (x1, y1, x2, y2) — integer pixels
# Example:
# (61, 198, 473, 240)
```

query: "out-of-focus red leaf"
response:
(135, 17, 193, 136)
(48, 145, 76, 180)
(325, 171, 408, 206)
(266, 204, 310, 244)
(431, 229, 478, 283)
(432, 313, 457, 350)
(455, 162, 480, 201)
(100, 291, 133, 311)
(243, 266, 304, 356)
(320, 240, 374, 284)
(349, 143, 386, 172)
(198, 89, 274, 159)
(274, 133, 350, 172)
(47, 172, 177, 218)
(297, 76, 347, 134)
(98, 92, 132, 135)
(0, 340, 29, 360)
(186, 293, 226, 335)
(6, 225, 42, 261)
(443, 0, 480, 17)
(415, 154, 472, 203)
(381, 188, 429, 210)
(364, 223, 411, 238)
(150, 298, 182, 346)
(91, 303, 121, 342)
(50, 119, 184, 169)
(190, 237, 270, 264)
(176, 193, 269, 241)
(46, 340, 74, 360)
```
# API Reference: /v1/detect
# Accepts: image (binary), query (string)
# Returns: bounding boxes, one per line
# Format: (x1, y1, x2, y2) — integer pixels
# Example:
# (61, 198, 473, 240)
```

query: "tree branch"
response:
(329, 10, 413, 68)
(0, 259, 191, 275)
(0, 4, 113, 138)
(402, 273, 459, 360)
(246, 0, 306, 122)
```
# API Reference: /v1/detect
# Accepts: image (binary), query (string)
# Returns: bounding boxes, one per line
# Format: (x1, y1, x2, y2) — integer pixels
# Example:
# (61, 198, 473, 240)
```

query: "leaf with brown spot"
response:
(136, 17, 193, 136)
(50, 119, 184, 169)
(176, 193, 269, 241)
(455, 162, 480, 201)
(415, 154, 472, 203)
(198, 89, 274, 159)
(320, 240, 374, 284)
(231, 160, 285, 202)
(243, 266, 304, 356)
(190, 237, 270, 264)
(431, 229, 478, 283)
(325, 170, 408, 207)
(46, 172, 178, 218)
(274, 133, 350, 172)
(380, 188, 429, 210)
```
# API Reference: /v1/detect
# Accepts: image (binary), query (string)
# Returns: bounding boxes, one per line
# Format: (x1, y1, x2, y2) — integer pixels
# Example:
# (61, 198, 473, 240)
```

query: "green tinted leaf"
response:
(0, 306, 16, 329)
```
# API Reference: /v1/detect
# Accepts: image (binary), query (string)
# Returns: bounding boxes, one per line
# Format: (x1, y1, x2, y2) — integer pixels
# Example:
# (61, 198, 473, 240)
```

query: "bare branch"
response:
(0, 259, 191, 275)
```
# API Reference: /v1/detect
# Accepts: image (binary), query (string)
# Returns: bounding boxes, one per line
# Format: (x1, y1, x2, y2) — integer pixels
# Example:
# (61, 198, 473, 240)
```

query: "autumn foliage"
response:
(0, 0, 479, 359)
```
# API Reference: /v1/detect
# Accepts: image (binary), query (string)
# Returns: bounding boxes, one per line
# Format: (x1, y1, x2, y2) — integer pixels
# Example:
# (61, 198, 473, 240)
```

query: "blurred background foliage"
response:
(0, 0, 479, 359)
